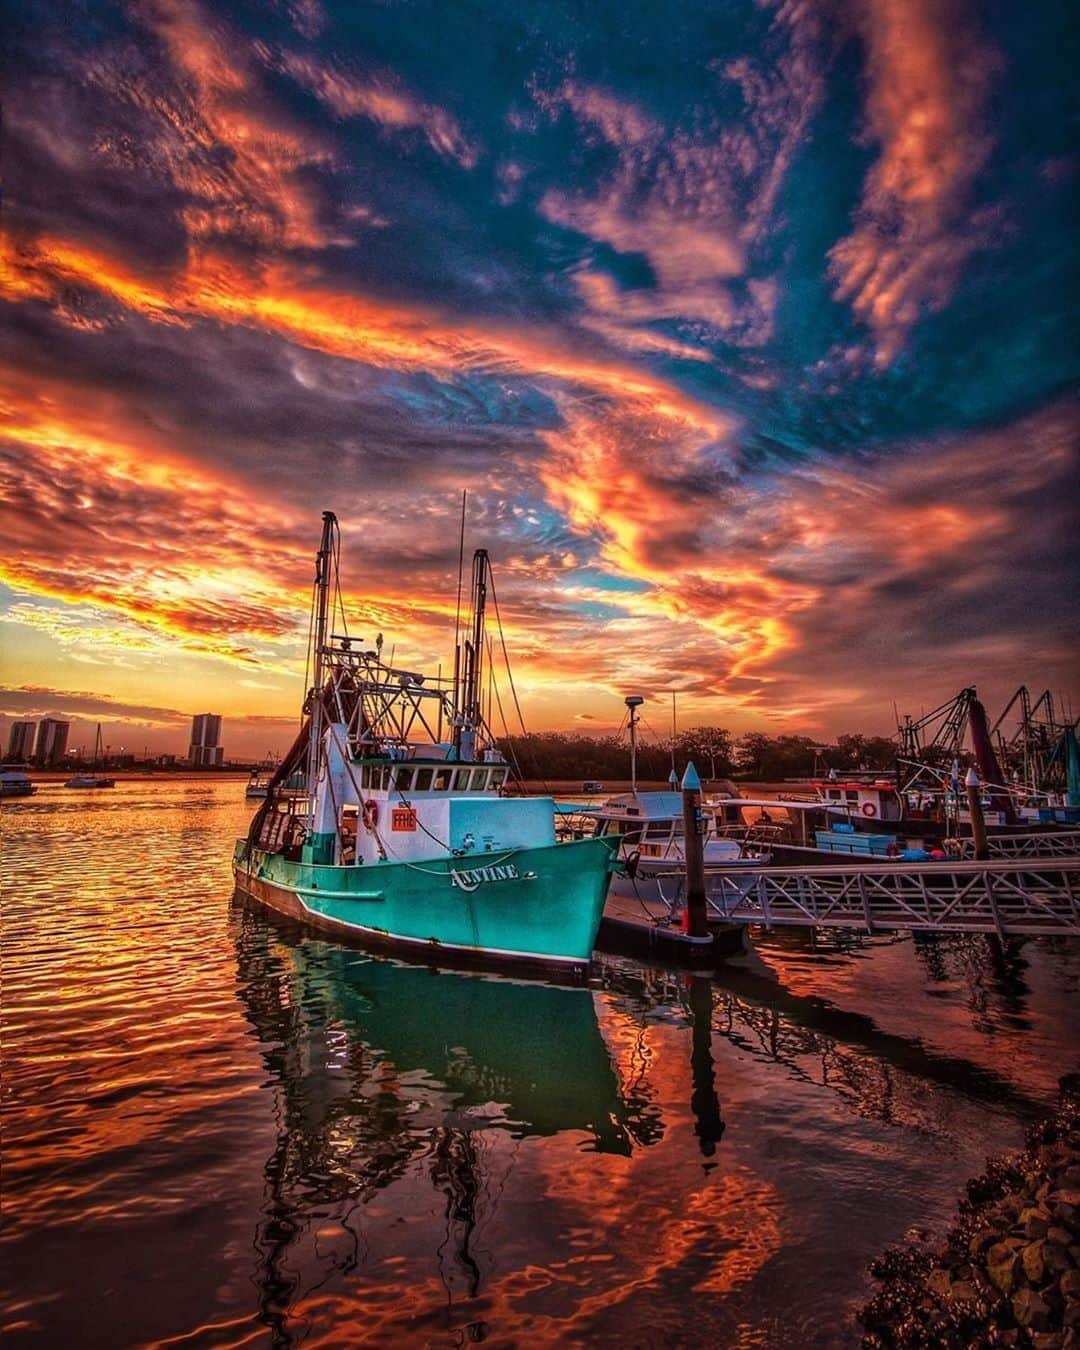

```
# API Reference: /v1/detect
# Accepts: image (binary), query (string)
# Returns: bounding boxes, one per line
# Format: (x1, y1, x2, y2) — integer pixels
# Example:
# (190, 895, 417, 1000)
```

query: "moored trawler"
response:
(234, 512, 621, 974)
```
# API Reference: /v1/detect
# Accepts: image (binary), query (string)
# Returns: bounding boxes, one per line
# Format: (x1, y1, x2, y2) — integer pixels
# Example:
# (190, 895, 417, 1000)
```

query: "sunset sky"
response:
(1, 0, 1076, 759)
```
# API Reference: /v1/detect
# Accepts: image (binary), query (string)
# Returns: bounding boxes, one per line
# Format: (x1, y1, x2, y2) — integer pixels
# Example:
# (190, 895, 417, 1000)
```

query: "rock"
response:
(987, 1242, 1021, 1294)
(1023, 1240, 1048, 1284)
(1023, 1207, 1054, 1240)
(970, 1227, 998, 1257)
(1014, 1286, 1053, 1332)
(1030, 1333, 1064, 1350)
(1060, 1268, 1080, 1302)
(1055, 1202, 1079, 1233)
(927, 1268, 953, 1298)
(1046, 1237, 1074, 1275)
(949, 1280, 979, 1303)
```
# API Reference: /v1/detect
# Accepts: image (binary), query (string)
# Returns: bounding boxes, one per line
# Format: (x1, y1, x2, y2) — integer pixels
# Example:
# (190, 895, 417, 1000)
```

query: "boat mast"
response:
(626, 695, 644, 794)
(456, 548, 488, 762)
(306, 511, 336, 824)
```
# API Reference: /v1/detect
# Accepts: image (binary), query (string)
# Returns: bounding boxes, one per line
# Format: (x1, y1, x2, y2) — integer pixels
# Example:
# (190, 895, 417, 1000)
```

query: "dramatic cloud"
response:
(829, 0, 1002, 365)
(0, 0, 1075, 752)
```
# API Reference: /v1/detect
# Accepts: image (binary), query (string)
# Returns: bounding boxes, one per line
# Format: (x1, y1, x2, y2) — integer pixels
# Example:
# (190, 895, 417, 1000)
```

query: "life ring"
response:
(861, 801, 877, 818)
(362, 799, 379, 833)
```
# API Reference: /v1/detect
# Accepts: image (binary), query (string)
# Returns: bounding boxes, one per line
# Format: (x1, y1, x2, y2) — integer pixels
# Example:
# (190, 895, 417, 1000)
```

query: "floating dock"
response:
(597, 890, 745, 967)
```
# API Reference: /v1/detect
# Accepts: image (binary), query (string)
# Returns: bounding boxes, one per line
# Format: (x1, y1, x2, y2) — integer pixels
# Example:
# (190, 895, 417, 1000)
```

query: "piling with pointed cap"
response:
(681, 761, 708, 938)
(966, 765, 990, 860)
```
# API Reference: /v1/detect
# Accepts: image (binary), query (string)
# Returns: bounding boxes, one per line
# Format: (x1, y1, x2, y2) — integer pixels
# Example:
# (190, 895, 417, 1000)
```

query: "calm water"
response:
(3, 780, 1078, 1348)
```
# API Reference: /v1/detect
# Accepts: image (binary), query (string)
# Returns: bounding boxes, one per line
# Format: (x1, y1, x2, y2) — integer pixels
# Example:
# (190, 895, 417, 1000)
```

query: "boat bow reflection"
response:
(232, 905, 649, 1341)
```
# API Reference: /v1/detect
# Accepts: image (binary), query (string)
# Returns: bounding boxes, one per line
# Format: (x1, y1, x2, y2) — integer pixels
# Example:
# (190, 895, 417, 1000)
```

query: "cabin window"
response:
(623, 826, 643, 845)
(453, 768, 471, 790)
(645, 822, 672, 840)
(827, 788, 841, 800)
(470, 769, 487, 790)
(490, 768, 507, 789)
(845, 790, 858, 803)
(393, 768, 415, 793)
(414, 768, 433, 792)
(433, 767, 453, 791)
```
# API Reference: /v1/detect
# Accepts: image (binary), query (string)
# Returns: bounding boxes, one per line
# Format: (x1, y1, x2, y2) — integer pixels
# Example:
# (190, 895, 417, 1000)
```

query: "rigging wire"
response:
(487, 565, 551, 796)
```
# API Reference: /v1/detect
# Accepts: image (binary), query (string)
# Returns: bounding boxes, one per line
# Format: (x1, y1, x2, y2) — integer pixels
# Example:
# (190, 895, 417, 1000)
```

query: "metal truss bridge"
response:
(695, 858, 1080, 938)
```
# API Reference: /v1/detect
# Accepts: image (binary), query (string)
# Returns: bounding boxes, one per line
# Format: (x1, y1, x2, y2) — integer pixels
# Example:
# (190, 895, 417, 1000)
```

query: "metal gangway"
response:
(693, 858, 1080, 938)
(975, 830, 1080, 860)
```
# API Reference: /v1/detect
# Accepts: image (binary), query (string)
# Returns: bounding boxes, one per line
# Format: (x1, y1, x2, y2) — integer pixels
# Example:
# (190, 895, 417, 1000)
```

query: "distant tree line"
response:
(495, 728, 899, 783)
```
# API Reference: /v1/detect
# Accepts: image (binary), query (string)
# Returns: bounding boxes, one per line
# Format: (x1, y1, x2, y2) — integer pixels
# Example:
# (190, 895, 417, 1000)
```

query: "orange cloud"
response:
(95, 0, 342, 250)
(829, 0, 1002, 365)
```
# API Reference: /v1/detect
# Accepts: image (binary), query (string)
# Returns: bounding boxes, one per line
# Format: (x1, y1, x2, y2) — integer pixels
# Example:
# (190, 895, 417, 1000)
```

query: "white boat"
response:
(65, 773, 116, 789)
(576, 790, 769, 905)
(0, 769, 36, 798)
(65, 725, 115, 789)
(245, 767, 272, 799)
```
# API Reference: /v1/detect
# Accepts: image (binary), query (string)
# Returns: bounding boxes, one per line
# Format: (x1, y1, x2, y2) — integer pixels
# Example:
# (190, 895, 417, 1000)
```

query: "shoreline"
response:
(860, 1076, 1080, 1345)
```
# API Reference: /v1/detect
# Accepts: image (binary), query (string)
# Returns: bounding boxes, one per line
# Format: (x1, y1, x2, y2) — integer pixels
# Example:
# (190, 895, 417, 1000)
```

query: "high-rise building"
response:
(189, 713, 224, 767)
(7, 721, 37, 762)
(35, 718, 70, 765)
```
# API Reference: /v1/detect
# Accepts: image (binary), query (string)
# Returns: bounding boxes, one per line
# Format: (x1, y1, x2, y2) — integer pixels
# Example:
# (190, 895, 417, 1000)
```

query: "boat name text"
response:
(450, 863, 520, 892)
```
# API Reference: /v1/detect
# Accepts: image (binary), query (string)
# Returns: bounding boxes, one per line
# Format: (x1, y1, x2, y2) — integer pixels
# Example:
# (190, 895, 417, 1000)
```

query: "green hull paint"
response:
(233, 834, 619, 968)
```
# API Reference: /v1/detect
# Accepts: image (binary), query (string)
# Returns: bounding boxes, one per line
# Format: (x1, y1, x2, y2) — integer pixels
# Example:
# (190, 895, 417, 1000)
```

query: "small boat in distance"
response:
(65, 725, 114, 789)
(0, 768, 36, 798)
(234, 512, 622, 975)
(245, 765, 274, 799)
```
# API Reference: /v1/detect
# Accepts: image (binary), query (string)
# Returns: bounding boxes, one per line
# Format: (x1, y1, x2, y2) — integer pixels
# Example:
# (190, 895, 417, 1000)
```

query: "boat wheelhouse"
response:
(234, 513, 621, 975)
(811, 778, 902, 825)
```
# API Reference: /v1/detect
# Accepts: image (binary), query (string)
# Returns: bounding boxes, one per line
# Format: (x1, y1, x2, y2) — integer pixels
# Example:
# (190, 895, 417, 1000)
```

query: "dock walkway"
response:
(702, 857, 1080, 937)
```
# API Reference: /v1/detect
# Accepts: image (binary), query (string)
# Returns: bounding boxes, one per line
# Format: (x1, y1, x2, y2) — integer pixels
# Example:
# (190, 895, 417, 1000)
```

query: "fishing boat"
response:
(0, 768, 36, 798)
(65, 725, 115, 789)
(233, 512, 622, 975)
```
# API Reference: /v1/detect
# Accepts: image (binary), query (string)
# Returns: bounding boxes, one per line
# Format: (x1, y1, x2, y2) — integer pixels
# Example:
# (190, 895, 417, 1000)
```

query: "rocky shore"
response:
(860, 1075, 1080, 1347)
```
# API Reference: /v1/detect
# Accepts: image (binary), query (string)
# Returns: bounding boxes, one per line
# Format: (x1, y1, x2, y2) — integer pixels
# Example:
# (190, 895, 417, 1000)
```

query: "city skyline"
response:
(1, 0, 1076, 757)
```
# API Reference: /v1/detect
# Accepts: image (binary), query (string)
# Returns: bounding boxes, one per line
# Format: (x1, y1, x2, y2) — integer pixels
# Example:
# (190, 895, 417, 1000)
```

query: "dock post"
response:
(681, 762, 708, 938)
(966, 766, 990, 861)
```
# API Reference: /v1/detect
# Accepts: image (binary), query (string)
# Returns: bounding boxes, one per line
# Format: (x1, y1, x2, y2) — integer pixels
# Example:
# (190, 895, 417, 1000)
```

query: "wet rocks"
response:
(860, 1075, 1080, 1347)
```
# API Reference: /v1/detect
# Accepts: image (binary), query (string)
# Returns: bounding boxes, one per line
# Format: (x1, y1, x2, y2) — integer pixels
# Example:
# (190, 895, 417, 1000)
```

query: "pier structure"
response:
(692, 857, 1080, 938)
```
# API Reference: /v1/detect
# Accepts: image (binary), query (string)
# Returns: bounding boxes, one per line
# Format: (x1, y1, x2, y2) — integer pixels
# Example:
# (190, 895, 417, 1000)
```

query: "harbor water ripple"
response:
(2, 780, 1077, 1347)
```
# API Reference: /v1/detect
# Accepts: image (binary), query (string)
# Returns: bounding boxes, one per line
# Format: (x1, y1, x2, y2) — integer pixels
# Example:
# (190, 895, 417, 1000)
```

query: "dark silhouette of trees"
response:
(496, 727, 897, 783)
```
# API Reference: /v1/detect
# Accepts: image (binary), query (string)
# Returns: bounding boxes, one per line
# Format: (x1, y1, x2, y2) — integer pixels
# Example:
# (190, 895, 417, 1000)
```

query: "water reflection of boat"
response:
(233, 906, 643, 1338)
(236, 908, 635, 1152)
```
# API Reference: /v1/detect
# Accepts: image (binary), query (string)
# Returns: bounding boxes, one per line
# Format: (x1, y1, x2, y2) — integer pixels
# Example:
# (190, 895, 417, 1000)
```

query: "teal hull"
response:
(233, 835, 619, 971)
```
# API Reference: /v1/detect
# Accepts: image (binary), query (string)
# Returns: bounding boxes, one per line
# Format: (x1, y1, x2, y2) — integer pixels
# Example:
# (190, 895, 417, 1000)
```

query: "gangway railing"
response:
(646, 858, 1080, 938)
(977, 831, 1080, 860)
